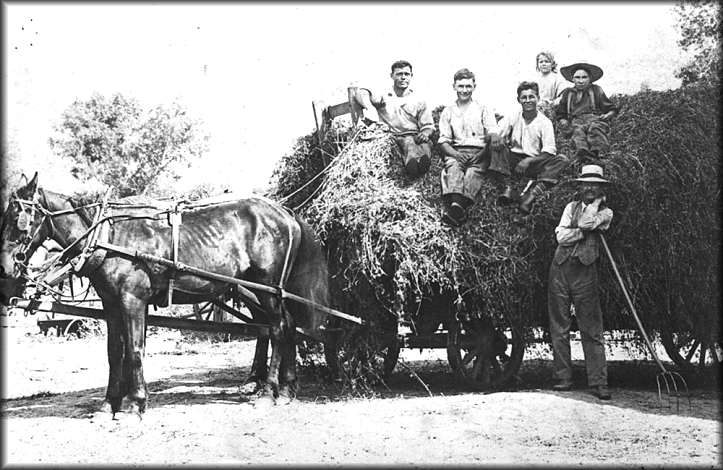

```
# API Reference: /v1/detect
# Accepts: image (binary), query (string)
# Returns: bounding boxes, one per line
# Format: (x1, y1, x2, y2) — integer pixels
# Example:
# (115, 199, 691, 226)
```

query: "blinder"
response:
(16, 210, 31, 232)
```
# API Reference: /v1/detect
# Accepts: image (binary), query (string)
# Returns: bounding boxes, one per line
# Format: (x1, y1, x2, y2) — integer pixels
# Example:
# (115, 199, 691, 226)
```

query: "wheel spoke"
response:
(461, 347, 480, 367)
(684, 340, 700, 363)
(698, 342, 708, 368)
(710, 345, 720, 364)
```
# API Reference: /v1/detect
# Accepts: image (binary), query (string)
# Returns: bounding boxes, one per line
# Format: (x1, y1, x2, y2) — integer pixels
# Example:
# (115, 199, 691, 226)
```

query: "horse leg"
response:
(240, 335, 269, 395)
(277, 305, 297, 405)
(255, 294, 286, 406)
(104, 309, 126, 417)
(119, 294, 149, 415)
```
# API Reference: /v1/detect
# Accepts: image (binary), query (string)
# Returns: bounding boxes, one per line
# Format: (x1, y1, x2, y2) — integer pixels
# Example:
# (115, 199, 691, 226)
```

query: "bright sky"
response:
(3, 2, 686, 194)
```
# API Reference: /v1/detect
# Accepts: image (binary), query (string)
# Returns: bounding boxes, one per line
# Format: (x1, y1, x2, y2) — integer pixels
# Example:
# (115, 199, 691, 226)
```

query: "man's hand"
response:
(600, 111, 615, 122)
(456, 151, 471, 165)
(489, 132, 504, 150)
(414, 130, 431, 144)
(514, 157, 533, 175)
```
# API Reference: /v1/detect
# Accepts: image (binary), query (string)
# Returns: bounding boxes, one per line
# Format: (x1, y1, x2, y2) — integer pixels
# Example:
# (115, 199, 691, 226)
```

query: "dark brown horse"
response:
(0, 173, 331, 416)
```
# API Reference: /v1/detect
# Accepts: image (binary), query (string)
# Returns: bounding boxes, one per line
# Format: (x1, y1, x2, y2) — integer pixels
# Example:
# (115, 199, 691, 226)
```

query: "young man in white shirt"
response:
(437, 68, 501, 225)
(490, 81, 569, 214)
(354, 60, 435, 178)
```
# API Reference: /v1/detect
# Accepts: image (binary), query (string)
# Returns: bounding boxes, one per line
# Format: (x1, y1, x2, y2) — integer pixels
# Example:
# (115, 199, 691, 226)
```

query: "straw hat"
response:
(575, 164, 609, 184)
(560, 62, 604, 83)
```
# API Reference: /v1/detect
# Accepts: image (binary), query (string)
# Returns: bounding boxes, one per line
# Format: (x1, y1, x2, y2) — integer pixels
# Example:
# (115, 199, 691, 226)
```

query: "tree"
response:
(49, 93, 209, 197)
(675, 1, 721, 86)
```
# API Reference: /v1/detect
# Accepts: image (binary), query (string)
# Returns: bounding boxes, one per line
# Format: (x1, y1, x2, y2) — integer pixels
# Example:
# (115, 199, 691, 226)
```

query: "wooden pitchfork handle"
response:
(598, 233, 668, 374)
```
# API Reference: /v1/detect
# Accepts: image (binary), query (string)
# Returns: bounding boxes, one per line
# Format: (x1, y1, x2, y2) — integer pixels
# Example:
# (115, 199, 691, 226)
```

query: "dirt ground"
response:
(1, 313, 720, 467)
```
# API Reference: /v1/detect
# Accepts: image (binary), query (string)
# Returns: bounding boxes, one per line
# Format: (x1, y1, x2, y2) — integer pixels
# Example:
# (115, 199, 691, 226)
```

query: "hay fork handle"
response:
(599, 233, 690, 410)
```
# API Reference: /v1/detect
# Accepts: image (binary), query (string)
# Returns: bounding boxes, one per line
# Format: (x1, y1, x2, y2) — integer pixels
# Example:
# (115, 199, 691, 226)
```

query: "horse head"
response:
(0, 172, 51, 304)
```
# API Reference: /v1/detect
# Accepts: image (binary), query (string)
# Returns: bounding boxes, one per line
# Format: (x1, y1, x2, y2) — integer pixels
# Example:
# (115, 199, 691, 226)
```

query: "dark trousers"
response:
(441, 146, 488, 204)
(548, 257, 608, 386)
(488, 147, 568, 184)
(394, 135, 431, 168)
(571, 114, 611, 156)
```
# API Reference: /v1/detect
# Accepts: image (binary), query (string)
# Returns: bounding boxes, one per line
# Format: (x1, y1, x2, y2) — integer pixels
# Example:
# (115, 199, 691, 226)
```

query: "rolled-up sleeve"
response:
(555, 202, 584, 245)
(578, 205, 613, 231)
(437, 107, 453, 145)
(417, 101, 435, 133)
(482, 104, 499, 135)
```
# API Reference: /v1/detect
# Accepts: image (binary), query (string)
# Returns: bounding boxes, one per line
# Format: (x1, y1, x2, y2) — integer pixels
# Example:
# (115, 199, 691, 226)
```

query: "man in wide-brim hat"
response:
(555, 62, 617, 162)
(547, 164, 613, 400)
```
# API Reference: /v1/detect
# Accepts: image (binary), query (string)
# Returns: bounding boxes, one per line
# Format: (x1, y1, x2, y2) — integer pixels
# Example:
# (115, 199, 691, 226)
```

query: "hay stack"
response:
(269, 83, 719, 358)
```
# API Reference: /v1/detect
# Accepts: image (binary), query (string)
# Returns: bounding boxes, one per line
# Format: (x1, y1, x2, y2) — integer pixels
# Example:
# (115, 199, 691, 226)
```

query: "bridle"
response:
(3, 187, 100, 276)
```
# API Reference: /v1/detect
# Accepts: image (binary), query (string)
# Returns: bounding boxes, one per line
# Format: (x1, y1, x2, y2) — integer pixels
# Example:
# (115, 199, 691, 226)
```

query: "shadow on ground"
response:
(2, 357, 719, 421)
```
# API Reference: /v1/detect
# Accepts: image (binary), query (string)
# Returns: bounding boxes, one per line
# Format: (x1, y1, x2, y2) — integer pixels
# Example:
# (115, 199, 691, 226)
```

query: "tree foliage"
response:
(675, 0, 721, 85)
(49, 93, 209, 197)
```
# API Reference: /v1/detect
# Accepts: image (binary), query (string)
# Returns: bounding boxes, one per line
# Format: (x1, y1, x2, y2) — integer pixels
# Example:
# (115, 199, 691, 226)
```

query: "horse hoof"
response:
(239, 381, 262, 395)
(275, 394, 293, 406)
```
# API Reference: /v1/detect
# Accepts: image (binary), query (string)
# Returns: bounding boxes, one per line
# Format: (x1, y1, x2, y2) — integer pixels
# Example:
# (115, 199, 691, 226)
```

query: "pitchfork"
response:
(599, 234, 691, 411)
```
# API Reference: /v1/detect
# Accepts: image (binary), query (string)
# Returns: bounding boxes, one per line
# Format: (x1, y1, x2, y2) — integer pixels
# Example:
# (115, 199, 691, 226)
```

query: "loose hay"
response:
(269, 83, 720, 389)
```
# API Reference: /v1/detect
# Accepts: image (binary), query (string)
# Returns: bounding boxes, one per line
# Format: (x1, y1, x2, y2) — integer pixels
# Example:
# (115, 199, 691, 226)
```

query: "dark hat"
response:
(560, 62, 604, 83)
(575, 164, 609, 184)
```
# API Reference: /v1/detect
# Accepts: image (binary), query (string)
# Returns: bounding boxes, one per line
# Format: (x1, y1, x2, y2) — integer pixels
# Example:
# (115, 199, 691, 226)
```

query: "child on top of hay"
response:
(489, 81, 569, 214)
(555, 62, 618, 161)
(535, 51, 568, 118)
(438, 68, 502, 226)
(353, 60, 435, 178)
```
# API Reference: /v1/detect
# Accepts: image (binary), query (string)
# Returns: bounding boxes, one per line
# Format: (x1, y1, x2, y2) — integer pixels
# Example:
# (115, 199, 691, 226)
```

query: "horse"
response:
(0, 173, 331, 416)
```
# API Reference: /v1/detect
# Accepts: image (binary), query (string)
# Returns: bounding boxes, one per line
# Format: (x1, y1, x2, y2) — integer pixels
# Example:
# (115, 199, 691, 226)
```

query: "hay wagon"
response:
(275, 86, 722, 388)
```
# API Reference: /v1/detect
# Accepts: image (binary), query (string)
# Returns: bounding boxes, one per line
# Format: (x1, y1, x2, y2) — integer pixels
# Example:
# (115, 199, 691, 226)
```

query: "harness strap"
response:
(167, 208, 183, 307)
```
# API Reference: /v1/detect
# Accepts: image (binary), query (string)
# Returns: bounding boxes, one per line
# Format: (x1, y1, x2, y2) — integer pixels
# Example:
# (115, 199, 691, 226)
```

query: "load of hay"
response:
(268, 83, 719, 381)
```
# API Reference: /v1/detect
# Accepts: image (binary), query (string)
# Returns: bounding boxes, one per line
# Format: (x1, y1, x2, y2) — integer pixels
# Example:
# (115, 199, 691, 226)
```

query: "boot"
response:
(497, 185, 520, 205)
(518, 182, 546, 214)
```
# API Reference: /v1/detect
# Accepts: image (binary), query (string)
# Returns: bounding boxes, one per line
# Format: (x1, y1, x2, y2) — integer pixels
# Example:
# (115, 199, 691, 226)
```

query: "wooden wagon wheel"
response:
(661, 329, 721, 375)
(446, 315, 525, 391)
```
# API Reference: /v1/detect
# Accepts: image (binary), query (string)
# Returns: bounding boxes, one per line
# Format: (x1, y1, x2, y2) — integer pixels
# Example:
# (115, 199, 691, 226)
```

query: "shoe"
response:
(552, 380, 573, 391)
(497, 185, 519, 205)
(405, 159, 419, 177)
(518, 182, 545, 214)
(417, 155, 431, 175)
(449, 202, 466, 222)
(591, 385, 611, 400)
(442, 213, 461, 227)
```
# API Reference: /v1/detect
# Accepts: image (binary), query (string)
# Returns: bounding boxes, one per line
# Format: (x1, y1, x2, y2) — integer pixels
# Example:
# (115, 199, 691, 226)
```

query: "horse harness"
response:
(8, 190, 299, 312)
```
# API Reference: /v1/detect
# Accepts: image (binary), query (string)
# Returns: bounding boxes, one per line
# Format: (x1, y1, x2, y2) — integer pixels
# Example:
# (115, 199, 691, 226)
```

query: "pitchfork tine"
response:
(599, 234, 691, 412)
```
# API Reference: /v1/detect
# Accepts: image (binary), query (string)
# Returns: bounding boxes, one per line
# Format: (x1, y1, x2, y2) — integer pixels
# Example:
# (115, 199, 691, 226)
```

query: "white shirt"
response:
(555, 200, 613, 245)
(438, 99, 499, 148)
(498, 110, 557, 157)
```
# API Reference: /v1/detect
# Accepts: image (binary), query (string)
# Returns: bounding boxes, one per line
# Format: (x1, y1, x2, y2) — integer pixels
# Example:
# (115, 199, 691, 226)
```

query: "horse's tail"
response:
(286, 216, 331, 342)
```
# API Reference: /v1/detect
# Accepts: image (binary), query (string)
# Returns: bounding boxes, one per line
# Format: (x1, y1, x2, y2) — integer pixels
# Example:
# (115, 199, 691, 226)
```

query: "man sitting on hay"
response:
(490, 81, 569, 214)
(437, 68, 502, 226)
(354, 60, 435, 178)
(555, 61, 618, 162)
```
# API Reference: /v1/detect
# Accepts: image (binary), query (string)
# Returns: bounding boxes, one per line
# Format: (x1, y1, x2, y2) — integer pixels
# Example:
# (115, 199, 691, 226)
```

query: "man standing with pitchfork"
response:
(547, 164, 613, 400)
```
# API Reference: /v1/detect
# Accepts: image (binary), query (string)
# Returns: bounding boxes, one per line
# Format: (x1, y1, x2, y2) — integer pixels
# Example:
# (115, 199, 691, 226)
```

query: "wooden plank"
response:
(325, 101, 351, 119)
(11, 299, 268, 338)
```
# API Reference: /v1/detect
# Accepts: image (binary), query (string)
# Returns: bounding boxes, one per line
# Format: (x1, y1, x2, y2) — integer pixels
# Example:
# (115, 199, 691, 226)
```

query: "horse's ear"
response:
(18, 172, 39, 198)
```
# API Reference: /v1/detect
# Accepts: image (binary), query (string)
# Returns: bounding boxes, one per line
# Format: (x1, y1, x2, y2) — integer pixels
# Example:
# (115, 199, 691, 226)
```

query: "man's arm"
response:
(595, 85, 618, 121)
(555, 202, 583, 245)
(414, 100, 435, 143)
(577, 198, 613, 231)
